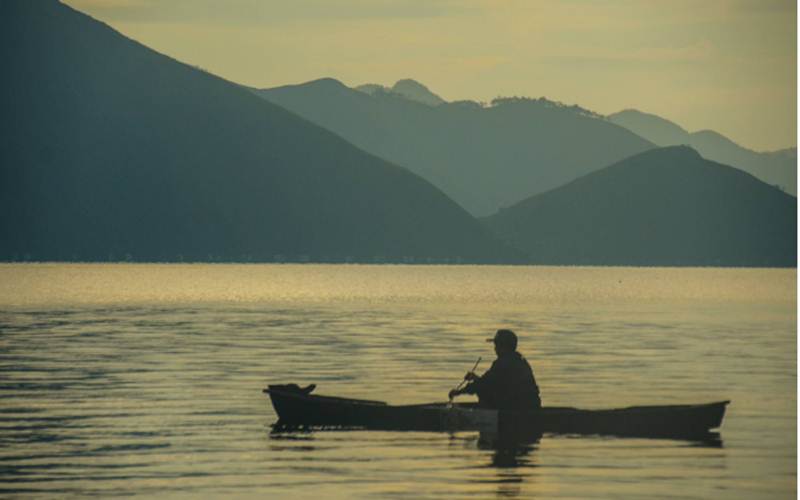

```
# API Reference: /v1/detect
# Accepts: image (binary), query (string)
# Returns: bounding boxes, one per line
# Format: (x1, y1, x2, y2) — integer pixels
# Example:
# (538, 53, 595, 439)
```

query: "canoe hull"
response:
(499, 402, 727, 438)
(264, 385, 728, 439)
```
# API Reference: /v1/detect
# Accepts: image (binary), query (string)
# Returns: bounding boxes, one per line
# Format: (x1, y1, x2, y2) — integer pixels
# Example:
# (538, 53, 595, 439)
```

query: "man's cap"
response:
(486, 329, 518, 349)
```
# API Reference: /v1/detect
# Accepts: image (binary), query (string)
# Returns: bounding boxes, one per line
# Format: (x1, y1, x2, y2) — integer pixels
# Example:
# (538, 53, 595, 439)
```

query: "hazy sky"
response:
(66, 0, 796, 151)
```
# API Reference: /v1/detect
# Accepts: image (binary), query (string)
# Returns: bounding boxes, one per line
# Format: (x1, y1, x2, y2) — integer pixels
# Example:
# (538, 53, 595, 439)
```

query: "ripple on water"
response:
(0, 264, 795, 498)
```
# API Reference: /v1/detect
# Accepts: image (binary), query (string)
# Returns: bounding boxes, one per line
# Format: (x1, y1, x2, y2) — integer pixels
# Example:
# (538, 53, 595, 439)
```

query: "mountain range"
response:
(0, 0, 515, 263)
(1, 1, 795, 267)
(484, 146, 796, 267)
(256, 79, 655, 216)
(608, 109, 796, 195)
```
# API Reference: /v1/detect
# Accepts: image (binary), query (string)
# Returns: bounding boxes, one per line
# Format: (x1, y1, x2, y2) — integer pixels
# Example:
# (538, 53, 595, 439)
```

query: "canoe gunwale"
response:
(263, 387, 388, 406)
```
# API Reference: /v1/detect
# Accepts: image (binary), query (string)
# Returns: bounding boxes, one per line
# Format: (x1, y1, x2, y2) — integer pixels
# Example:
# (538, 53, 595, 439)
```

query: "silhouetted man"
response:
(449, 329, 541, 410)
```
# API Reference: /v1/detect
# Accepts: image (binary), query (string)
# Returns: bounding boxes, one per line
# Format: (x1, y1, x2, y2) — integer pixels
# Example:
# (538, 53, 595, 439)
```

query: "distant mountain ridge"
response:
(257, 79, 655, 216)
(608, 109, 796, 195)
(483, 146, 796, 267)
(355, 78, 446, 107)
(0, 0, 516, 263)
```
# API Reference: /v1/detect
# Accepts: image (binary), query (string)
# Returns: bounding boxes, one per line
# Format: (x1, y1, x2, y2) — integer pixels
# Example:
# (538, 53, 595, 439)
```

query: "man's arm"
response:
(451, 362, 499, 397)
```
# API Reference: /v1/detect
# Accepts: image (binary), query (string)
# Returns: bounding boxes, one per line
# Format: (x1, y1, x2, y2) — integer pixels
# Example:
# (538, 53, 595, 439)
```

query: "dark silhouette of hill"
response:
(256, 80, 655, 216)
(608, 109, 797, 195)
(0, 0, 516, 263)
(356, 79, 446, 107)
(483, 146, 796, 267)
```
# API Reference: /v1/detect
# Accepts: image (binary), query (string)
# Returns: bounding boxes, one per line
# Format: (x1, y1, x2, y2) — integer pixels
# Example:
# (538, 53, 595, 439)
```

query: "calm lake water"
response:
(0, 264, 795, 498)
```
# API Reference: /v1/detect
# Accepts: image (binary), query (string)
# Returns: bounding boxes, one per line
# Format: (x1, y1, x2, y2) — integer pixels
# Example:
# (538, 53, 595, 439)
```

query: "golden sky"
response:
(65, 0, 796, 151)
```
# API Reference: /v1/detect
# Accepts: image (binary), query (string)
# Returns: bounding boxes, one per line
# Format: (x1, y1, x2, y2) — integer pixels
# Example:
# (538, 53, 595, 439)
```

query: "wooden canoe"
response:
(264, 384, 729, 439)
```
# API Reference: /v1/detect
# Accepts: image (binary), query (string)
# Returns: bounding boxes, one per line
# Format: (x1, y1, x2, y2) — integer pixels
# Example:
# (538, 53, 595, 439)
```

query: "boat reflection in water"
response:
(473, 427, 723, 468)
(475, 429, 542, 468)
(268, 424, 723, 467)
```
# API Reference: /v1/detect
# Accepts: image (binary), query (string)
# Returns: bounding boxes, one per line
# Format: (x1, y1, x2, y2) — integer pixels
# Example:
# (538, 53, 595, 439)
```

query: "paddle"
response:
(448, 356, 482, 404)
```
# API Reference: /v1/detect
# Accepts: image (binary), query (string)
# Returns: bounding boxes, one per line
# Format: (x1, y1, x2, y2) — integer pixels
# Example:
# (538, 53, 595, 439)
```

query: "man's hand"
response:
(464, 371, 479, 382)
(448, 388, 461, 400)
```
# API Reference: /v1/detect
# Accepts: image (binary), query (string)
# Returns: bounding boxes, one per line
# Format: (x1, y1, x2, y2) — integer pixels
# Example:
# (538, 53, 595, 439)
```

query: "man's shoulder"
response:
(512, 352, 533, 368)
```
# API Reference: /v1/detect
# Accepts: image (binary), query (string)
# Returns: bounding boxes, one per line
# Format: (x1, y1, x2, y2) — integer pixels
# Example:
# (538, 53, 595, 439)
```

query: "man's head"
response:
(487, 329, 518, 355)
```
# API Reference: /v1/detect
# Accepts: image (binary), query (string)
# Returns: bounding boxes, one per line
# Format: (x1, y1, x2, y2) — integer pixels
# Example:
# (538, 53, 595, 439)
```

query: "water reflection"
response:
(267, 425, 726, 500)
(269, 426, 543, 497)
(477, 431, 542, 469)
(452, 431, 540, 498)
